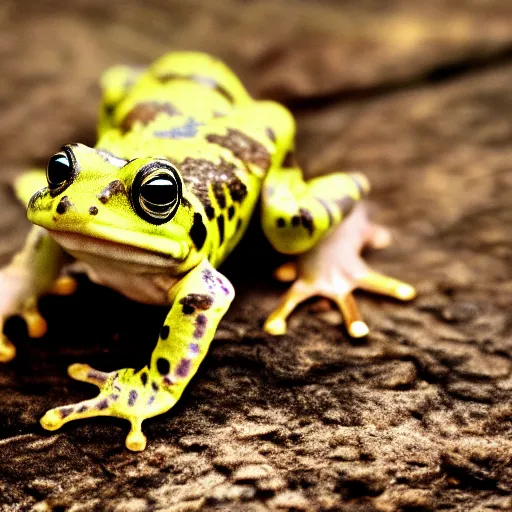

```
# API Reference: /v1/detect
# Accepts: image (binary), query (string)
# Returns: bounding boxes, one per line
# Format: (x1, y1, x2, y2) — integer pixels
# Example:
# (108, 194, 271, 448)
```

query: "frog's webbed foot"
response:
(40, 363, 175, 451)
(0, 274, 79, 363)
(0, 270, 45, 362)
(264, 204, 416, 338)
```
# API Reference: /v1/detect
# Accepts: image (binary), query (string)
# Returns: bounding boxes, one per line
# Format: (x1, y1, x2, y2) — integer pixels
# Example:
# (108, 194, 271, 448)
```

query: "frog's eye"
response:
(132, 162, 182, 225)
(46, 152, 74, 192)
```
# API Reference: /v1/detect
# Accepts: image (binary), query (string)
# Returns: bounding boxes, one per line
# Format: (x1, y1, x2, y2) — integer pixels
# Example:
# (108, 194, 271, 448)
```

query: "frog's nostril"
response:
(56, 196, 73, 215)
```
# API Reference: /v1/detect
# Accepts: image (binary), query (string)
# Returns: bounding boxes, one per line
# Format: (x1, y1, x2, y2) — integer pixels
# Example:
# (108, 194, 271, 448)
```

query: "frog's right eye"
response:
(46, 152, 73, 192)
(132, 161, 182, 225)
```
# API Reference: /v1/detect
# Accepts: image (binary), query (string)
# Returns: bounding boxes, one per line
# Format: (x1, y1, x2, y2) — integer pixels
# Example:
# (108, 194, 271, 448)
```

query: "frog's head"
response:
(27, 143, 201, 269)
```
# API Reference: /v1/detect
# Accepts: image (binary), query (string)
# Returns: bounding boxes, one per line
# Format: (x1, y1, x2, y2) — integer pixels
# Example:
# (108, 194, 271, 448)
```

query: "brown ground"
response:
(1, 1, 512, 511)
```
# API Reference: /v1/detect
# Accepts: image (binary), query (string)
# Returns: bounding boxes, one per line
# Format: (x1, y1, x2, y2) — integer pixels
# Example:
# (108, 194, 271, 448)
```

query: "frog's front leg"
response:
(40, 258, 234, 451)
(264, 203, 416, 338)
(0, 226, 68, 361)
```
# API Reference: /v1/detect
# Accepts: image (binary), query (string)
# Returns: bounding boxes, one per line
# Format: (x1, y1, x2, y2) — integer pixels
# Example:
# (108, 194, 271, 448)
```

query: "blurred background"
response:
(1, 1, 512, 511)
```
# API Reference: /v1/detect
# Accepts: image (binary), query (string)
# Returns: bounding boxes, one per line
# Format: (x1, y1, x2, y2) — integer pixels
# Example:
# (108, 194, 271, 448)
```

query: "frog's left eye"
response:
(46, 151, 74, 193)
(132, 162, 182, 225)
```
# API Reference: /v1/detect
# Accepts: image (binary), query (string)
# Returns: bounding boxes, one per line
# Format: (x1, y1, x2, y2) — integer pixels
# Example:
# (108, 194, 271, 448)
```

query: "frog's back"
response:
(98, 52, 254, 141)
(95, 52, 288, 268)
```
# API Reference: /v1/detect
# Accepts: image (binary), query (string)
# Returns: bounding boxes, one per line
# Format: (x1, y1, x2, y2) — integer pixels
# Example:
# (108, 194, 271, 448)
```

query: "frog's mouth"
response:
(47, 229, 190, 270)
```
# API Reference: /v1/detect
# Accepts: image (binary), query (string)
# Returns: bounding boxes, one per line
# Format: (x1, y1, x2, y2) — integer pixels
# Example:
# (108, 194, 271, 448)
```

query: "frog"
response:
(0, 52, 416, 451)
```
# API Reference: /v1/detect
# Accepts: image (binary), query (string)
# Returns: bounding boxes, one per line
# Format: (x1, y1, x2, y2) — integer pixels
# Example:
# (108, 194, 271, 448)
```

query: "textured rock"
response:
(1, 1, 512, 511)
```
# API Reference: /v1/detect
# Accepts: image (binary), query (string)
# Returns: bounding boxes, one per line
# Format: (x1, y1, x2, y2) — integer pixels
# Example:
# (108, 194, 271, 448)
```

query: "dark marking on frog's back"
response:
(89, 206, 98, 216)
(140, 372, 148, 386)
(98, 180, 126, 204)
(206, 129, 271, 173)
(204, 205, 215, 220)
(120, 101, 181, 134)
(228, 205, 235, 220)
(157, 73, 234, 104)
(104, 104, 115, 118)
(56, 196, 73, 214)
(180, 158, 248, 220)
(212, 181, 226, 209)
(282, 150, 296, 168)
(189, 212, 207, 251)
(266, 127, 276, 142)
(154, 117, 204, 139)
(180, 293, 214, 315)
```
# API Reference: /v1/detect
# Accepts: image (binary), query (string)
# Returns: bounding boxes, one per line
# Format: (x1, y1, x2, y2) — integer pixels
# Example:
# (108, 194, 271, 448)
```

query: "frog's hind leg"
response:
(262, 162, 370, 256)
(40, 258, 235, 451)
(264, 203, 416, 338)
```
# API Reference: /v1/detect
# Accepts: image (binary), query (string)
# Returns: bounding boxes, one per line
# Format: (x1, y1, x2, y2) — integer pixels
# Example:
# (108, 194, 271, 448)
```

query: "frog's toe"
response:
(264, 315, 288, 336)
(0, 334, 16, 362)
(49, 275, 78, 296)
(333, 293, 369, 338)
(264, 281, 314, 336)
(40, 396, 111, 432)
(126, 420, 147, 452)
(21, 305, 48, 339)
(265, 262, 415, 339)
(41, 365, 177, 451)
(68, 363, 112, 387)
(40, 408, 65, 431)
(358, 270, 416, 301)
(367, 224, 392, 250)
(273, 261, 298, 283)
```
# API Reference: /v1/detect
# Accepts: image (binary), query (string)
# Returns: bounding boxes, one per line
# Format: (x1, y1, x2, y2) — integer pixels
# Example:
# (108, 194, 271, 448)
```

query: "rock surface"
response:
(1, 1, 512, 511)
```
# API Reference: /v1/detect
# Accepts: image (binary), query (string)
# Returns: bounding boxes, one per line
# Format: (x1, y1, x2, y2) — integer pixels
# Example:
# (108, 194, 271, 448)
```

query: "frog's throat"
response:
(46, 227, 189, 268)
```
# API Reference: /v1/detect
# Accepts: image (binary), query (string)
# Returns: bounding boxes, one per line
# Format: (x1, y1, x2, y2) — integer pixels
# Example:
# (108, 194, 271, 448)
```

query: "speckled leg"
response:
(264, 203, 416, 338)
(0, 227, 67, 362)
(262, 159, 370, 255)
(40, 258, 234, 451)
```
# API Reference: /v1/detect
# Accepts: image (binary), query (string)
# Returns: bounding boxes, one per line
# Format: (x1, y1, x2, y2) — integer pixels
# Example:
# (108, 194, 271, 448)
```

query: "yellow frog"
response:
(0, 52, 415, 451)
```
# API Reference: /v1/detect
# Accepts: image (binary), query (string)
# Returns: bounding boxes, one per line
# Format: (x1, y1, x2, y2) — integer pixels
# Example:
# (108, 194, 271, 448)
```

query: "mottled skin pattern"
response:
(0, 52, 415, 451)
